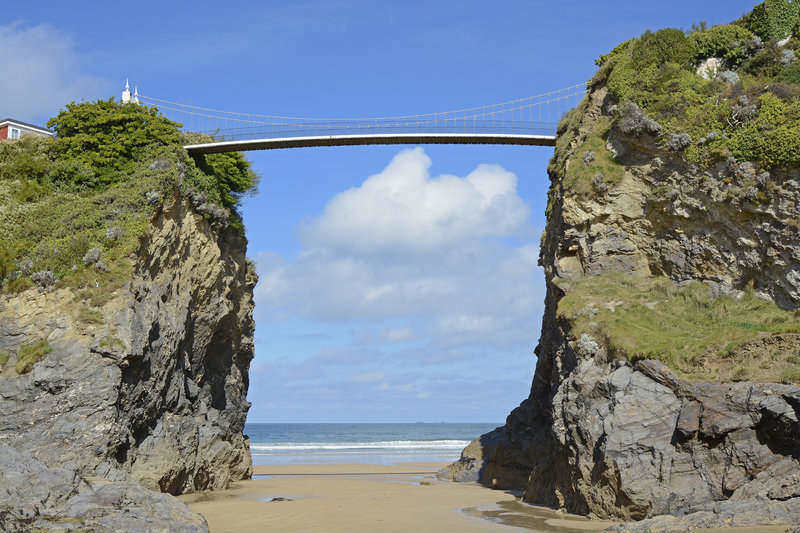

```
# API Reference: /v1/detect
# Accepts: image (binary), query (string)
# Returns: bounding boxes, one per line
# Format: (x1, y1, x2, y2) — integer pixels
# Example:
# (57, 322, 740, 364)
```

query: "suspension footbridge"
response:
(131, 83, 586, 154)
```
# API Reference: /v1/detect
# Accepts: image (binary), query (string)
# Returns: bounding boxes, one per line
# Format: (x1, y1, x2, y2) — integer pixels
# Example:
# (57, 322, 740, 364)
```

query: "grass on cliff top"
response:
(593, 0, 800, 170)
(557, 273, 800, 383)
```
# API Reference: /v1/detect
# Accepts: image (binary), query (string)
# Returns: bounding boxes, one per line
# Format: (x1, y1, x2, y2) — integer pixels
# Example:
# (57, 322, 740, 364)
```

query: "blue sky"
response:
(4, 1, 758, 422)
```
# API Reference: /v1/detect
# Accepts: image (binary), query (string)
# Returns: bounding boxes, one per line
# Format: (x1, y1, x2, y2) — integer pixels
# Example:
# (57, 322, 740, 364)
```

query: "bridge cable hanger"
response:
(121, 80, 586, 153)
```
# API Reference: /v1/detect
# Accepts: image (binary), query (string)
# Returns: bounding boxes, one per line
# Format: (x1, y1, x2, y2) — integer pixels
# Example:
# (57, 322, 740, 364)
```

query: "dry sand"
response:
(180, 463, 792, 533)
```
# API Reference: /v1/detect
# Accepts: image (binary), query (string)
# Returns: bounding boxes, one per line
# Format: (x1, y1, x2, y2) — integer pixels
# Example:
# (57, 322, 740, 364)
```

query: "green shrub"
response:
(0, 350, 9, 367)
(15, 339, 51, 374)
(739, 0, 800, 41)
(190, 150, 259, 210)
(1, 99, 260, 295)
(741, 41, 789, 77)
(596, 0, 800, 172)
(729, 92, 800, 168)
(596, 39, 634, 67)
(780, 60, 800, 82)
(634, 29, 697, 68)
(47, 99, 182, 189)
(0, 134, 95, 196)
(605, 29, 699, 106)
(690, 24, 757, 66)
(0, 135, 52, 182)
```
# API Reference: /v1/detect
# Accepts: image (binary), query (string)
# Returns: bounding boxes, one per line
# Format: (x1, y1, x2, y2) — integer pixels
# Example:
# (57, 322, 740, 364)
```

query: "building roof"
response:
(0, 118, 54, 136)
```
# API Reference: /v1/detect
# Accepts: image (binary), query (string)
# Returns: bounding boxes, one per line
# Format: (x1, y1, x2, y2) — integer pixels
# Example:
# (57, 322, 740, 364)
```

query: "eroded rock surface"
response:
(0, 444, 208, 532)
(0, 196, 256, 528)
(441, 81, 800, 529)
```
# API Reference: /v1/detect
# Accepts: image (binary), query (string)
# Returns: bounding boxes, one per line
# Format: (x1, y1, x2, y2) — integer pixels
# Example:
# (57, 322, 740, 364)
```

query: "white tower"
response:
(122, 79, 132, 104)
(133, 85, 140, 105)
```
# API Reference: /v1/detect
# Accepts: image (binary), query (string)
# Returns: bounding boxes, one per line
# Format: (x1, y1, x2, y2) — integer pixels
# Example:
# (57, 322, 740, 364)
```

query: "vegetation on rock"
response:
(736, 0, 800, 41)
(563, 117, 624, 195)
(557, 274, 800, 383)
(593, 0, 800, 170)
(0, 100, 259, 297)
(15, 339, 52, 374)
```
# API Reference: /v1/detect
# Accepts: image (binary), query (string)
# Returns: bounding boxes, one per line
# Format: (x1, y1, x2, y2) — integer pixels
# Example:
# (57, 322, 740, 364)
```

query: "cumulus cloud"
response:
(251, 148, 545, 420)
(0, 23, 110, 120)
(300, 147, 530, 253)
(255, 149, 544, 329)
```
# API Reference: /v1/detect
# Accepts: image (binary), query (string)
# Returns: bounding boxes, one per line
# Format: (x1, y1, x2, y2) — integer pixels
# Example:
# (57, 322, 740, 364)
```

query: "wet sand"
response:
(179, 462, 612, 532)
(180, 463, 792, 532)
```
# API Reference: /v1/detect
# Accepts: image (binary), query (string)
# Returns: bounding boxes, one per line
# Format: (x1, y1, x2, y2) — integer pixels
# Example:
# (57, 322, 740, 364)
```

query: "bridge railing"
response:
(137, 84, 586, 143)
(183, 119, 560, 142)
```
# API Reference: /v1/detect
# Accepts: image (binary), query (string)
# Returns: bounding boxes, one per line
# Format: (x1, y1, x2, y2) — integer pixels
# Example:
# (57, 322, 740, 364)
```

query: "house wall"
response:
(0, 124, 52, 140)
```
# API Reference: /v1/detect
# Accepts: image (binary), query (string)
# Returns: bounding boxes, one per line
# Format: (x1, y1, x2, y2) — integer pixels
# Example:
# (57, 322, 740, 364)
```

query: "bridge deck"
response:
(184, 133, 556, 154)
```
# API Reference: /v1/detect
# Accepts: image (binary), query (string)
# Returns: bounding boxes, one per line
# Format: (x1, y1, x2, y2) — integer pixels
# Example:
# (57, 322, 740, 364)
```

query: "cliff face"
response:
(442, 83, 800, 528)
(0, 195, 255, 497)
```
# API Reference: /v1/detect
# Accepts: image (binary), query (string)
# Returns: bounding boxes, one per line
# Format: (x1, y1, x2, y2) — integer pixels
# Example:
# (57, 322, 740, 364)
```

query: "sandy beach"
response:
(180, 462, 797, 533)
(179, 462, 616, 532)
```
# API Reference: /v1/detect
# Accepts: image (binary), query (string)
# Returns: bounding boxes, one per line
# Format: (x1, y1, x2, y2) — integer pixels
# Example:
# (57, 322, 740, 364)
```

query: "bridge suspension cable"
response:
(136, 83, 586, 143)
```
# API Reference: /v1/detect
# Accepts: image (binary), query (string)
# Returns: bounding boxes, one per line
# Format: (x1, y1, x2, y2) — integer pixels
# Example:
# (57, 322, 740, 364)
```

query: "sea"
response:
(245, 422, 500, 466)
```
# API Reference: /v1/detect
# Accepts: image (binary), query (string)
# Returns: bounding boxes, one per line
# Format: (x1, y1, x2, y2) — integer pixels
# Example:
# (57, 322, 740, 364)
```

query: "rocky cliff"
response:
(0, 193, 256, 530)
(442, 55, 800, 530)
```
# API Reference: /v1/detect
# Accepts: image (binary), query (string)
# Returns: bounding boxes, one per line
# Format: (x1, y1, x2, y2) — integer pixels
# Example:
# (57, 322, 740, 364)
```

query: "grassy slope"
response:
(557, 274, 800, 383)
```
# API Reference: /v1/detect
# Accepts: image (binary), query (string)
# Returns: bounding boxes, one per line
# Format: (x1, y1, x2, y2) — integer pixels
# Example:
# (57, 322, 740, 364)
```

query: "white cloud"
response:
(254, 148, 545, 374)
(0, 23, 110, 121)
(255, 150, 542, 325)
(300, 147, 530, 253)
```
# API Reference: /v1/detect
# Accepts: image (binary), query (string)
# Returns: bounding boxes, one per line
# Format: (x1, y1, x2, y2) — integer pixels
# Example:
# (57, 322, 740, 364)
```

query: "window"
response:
(9, 128, 20, 140)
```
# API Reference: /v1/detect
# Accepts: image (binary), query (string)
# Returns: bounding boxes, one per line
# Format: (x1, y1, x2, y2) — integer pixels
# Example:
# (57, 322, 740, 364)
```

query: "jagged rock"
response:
(83, 247, 101, 265)
(0, 444, 208, 532)
(0, 197, 256, 497)
(576, 333, 599, 357)
(717, 70, 741, 85)
(30, 270, 55, 288)
(698, 131, 720, 144)
(618, 101, 661, 136)
(593, 172, 608, 193)
(666, 133, 691, 152)
(18, 259, 33, 275)
(606, 498, 800, 531)
(145, 190, 161, 205)
(445, 77, 800, 529)
(105, 226, 123, 240)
